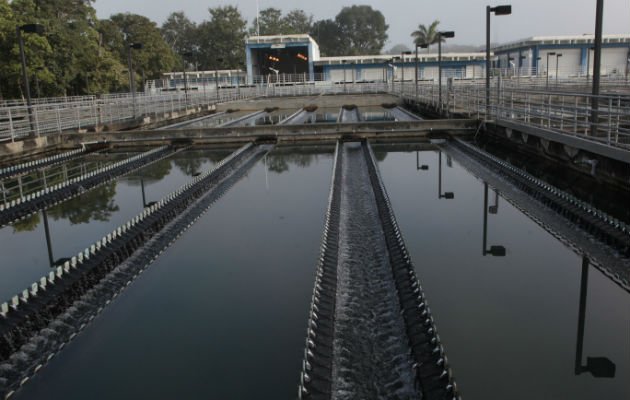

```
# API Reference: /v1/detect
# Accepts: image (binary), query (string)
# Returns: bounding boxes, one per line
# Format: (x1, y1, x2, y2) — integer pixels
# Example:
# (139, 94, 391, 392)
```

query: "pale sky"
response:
(94, 0, 630, 49)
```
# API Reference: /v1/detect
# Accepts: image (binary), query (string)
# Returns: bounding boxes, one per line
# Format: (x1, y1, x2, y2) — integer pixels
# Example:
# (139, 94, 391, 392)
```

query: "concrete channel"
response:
(299, 141, 458, 400)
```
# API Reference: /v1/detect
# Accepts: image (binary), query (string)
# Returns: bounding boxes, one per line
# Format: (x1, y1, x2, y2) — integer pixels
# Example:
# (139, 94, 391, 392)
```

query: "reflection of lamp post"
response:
(437, 31, 455, 112)
(438, 151, 454, 199)
(415, 43, 428, 100)
(486, 5, 512, 117)
(17, 23, 45, 135)
(482, 182, 506, 256)
(127, 42, 143, 118)
(574, 256, 616, 378)
(42, 209, 54, 268)
(416, 151, 429, 171)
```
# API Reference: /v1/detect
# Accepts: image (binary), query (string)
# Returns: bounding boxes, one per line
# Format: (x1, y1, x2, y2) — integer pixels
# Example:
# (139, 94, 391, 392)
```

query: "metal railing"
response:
(2, 75, 629, 153)
(397, 80, 630, 149)
(0, 89, 257, 142)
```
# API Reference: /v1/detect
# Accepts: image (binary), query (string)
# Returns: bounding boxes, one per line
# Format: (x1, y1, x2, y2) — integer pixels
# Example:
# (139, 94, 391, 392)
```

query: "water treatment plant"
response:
(1, 2, 630, 399)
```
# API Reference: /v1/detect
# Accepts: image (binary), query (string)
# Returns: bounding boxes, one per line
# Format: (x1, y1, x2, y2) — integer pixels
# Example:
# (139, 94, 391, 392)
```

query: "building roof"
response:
(246, 34, 316, 45)
(316, 52, 487, 65)
(492, 34, 630, 52)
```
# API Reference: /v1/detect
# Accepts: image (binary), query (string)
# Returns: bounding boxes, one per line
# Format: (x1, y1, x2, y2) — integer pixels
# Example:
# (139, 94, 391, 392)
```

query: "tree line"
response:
(0, 1, 396, 100)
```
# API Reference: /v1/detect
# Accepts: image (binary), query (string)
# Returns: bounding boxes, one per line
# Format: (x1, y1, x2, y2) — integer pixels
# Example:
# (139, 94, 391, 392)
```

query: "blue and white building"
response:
(492, 34, 630, 77)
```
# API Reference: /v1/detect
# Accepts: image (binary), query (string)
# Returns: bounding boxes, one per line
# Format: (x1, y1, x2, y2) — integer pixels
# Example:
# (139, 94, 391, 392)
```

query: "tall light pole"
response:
(591, 0, 604, 137)
(555, 53, 563, 86)
(486, 5, 512, 118)
(415, 43, 428, 100)
(182, 51, 194, 108)
(545, 51, 556, 90)
(516, 55, 527, 86)
(400, 50, 412, 95)
(17, 23, 45, 135)
(215, 57, 223, 101)
(342, 60, 347, 93)
(437, 31, 455, 113)
(127, 42, 143, 118)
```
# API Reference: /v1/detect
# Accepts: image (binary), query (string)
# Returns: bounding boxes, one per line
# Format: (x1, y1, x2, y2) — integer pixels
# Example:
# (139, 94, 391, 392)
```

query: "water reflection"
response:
(49, 183, 119, 225)
(266, 153, 316, 174)
(574, 256, 616, 378)
(482, 182, 507, 257)
(437, 151, 454, 200)
(416, 151, 429, 171)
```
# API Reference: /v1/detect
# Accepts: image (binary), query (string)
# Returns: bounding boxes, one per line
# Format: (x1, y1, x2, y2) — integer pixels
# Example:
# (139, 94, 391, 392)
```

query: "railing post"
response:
(607, 97, 612, 144)
(8, 108, 15, 142)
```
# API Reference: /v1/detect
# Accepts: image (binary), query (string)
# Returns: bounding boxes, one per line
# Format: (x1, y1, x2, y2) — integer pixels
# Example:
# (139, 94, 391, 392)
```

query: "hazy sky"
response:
(94, 0, 630, 49)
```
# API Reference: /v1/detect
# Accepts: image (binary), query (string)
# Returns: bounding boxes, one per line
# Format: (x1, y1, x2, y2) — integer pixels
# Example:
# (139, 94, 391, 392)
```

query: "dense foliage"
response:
(0, 3, 394, 99)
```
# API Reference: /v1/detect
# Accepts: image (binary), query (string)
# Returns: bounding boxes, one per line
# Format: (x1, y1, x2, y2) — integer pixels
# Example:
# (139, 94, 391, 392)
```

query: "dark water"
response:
(13, 151, 333, 400)
(4, 145, 629, 400)
(0, 150, 227, 302)
(377, 149, 630, 399)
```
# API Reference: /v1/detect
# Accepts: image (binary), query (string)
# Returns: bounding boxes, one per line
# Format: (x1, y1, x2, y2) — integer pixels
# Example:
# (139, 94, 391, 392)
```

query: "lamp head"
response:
(439, 31, 455, 39)
(491, 5, 512, 15)
(488, 245, 507, 257)
(20, 24, 45, 35)
(586, 357, 616, 378)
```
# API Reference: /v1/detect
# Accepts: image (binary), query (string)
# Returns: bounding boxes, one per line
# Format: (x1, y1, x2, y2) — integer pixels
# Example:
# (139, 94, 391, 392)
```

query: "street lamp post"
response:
(415, 43, 428, 100)
(437, 31, 455, 113)
(555, 53, 563, 86)
(591, 0, 604, 137)
(17, 23, 45, 135)
(215, 57, 224, 101)
(127, 42, 143, 119)
(182, 51, 194, 108)
(401, 50, 411, 95)
(518, 55, 527, 84)
(342, 60, 347, 93)
(486, 5, 512, 118)
(545, 52, 556, 90)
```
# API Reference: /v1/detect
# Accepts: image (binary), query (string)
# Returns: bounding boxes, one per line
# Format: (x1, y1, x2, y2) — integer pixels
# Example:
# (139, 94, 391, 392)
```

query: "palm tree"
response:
(411, 20, 442, 53)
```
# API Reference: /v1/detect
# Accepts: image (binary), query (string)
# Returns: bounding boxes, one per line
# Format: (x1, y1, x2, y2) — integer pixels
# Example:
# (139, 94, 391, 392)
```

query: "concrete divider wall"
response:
(363, 141, 460, 399)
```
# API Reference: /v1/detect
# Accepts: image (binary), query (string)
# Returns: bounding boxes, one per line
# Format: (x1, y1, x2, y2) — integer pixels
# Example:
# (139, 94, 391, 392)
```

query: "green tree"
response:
(335, 5, 388, 55)
(250, 8, 284, 36)
(411, 20, 442, 53)
(197, 6, 247, 70)
(161, 11, 197, 61)
(102, 13, 178, 85)
(283, 10, 313, 34)
(310, 19, 343, 57)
